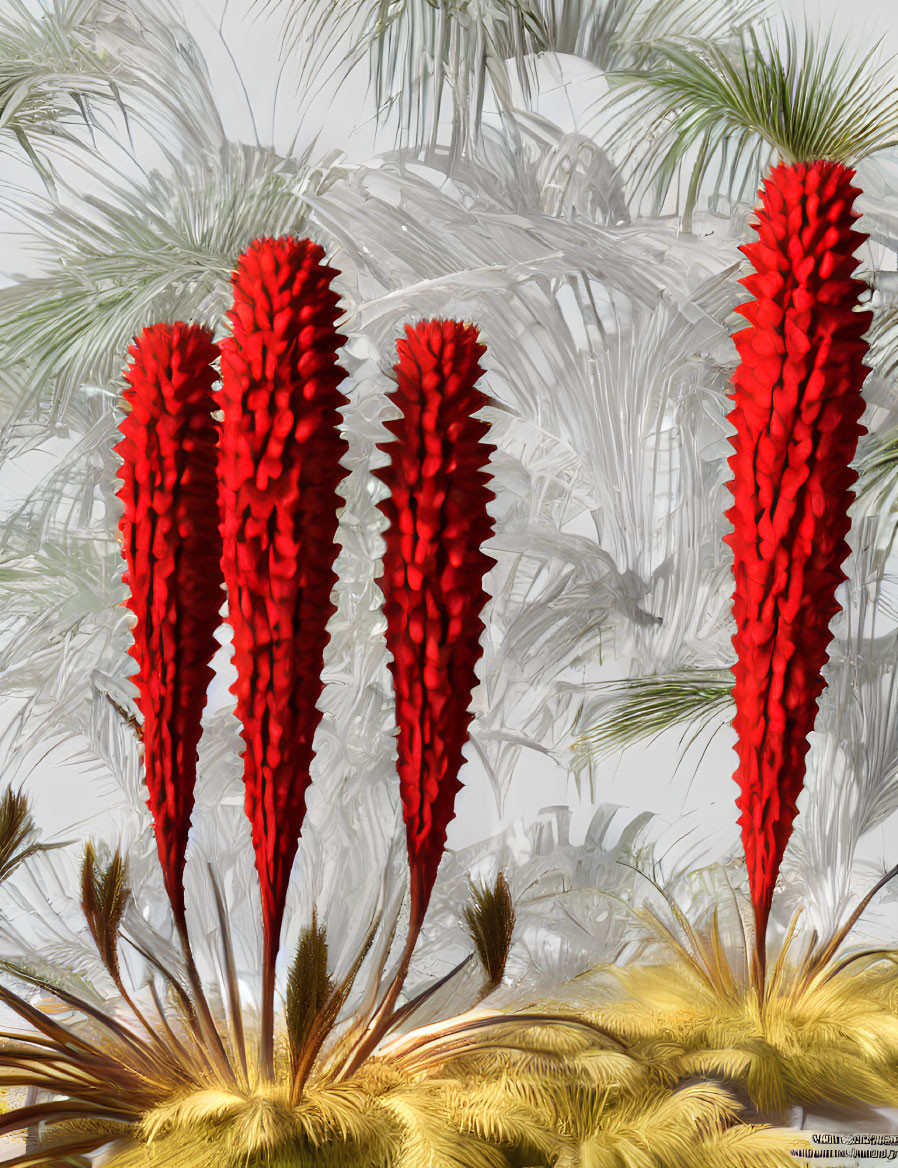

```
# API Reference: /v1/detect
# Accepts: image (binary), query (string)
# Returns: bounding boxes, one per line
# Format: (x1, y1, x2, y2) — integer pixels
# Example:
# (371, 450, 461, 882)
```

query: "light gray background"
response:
(2, 0, 898, 877)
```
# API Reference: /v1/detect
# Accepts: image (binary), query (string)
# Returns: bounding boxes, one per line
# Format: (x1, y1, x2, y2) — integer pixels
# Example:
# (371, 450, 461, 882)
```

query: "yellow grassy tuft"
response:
(103, 1071, 400, 1168)
(0, 785, 846, 1168)
(433, 1019, 809, 1167)
(572, 895, 898, 1121)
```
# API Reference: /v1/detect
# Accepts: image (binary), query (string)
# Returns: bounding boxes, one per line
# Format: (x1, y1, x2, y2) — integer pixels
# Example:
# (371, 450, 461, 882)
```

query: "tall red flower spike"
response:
(115, 322, 223, 926)
(376, 320, 495, 933)
(218, 237, 349, 1041)
(726, 160, 871, 943)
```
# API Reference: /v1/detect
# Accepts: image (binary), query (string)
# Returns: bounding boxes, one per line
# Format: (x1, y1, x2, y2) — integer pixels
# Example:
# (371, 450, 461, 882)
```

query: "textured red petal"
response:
(375, 319, 495, 928)
(114, 322, 223, 923)
(727, 160, 871, 937)
(218, 237, 349, 966)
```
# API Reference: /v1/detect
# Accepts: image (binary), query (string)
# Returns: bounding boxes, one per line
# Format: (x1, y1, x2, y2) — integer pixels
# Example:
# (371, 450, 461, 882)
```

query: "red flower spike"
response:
(218, 237, 349, 985)
(115, 322, 223, 926)
(725, 160, 872, 942)
(376, 320, 495, 932)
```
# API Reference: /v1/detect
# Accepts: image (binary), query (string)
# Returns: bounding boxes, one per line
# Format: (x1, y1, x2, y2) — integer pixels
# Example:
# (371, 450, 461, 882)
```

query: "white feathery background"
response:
(2, 0, 898, 1030)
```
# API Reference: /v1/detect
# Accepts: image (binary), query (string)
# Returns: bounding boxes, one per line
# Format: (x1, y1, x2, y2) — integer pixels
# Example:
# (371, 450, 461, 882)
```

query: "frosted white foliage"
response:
(2, 0, 898, 1008)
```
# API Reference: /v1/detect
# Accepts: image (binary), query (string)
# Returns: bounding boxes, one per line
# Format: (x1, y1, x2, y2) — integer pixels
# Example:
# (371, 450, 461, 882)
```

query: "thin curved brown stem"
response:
(752, 903, 768, 1006)
(334, 911, 423, 1082)
(805, 863, 898, 984)
(208, 865, 249, 1086)
(260, 945, 276, 1080)
(173, 911, 236, 1084)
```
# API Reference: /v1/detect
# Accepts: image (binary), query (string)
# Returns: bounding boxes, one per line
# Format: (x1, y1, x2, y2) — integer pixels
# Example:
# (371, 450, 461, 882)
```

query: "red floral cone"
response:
(218, 237, 349, 1000)
(725, 160, 871, 941)
(115, 322, 223, 925)
(375, 320, 495, 932)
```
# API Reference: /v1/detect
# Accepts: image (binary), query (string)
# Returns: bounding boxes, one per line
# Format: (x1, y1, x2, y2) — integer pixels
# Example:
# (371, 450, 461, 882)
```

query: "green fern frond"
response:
(572, 669, 733, 765)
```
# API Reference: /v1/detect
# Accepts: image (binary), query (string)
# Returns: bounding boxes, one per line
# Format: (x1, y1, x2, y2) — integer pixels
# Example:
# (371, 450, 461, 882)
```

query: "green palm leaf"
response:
(605, 21, 898, 223)
(573, 669, 734, 768)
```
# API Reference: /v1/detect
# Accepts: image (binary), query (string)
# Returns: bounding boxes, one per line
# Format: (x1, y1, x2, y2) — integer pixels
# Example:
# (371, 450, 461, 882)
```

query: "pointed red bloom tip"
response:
(725, 160, 872, 935)
(375, 319, 496, 928)
(114, 322, 223, 923)
(218, 237, 349, 960)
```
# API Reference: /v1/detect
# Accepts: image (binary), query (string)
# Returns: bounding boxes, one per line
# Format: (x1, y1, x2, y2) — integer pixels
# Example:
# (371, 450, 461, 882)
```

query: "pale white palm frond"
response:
(88, 0, 226, 156)
(852, 305, 898, 551)
(544, 0, 770, 74)
(784, 530, 898, 939)
(0, 409, 131, 806)
(263, 0, 768, 169)
(308, 131, 737, 464)
(0, 0, 225, 187)
(355, 0, 547, 160)
(415, 804, 659, 1009)
(300, 137, 752, 814)
(0, 0, 131, 186)
(0, 141, 318, 446)
(263, 0, 549, 161)
(296, 138, 661, 811)
(854, 435, 898, 554)
(393, 110, 631, 225)
(555, 273, 734, 597)
(854, 152, 898, 256)
(306, 148, 664, 340)
(547, 272, 741, 778)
